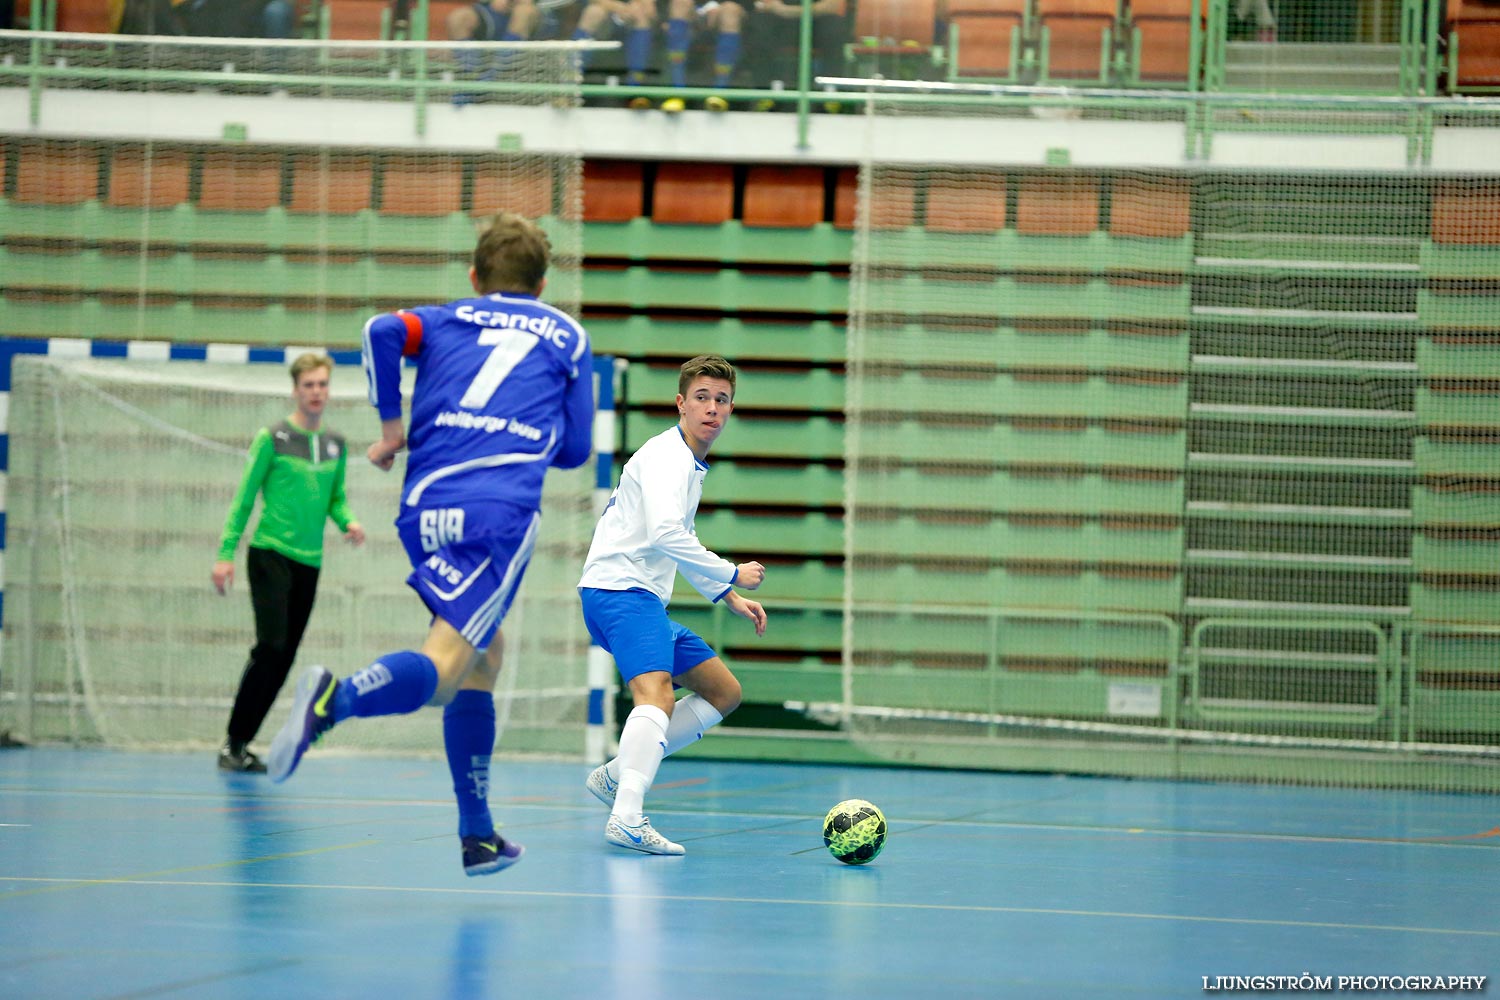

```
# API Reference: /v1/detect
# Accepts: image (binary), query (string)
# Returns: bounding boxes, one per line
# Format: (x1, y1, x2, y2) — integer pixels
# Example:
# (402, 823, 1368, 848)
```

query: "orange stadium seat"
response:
(324, 0, 389, 39)
(1448, 0, 1500, 90)
(583, 160, 645, 222)
(833, 167, 859, 229)
(1016, 174, 1100, 235)
(652, 163, 734, 226)
(56, 0, 118, 33)
(380, 157, 462, 215)
(947, 0, 1028, 78)
(1036, 0, 1117, 80)
(1431, 181, 1500, 245)
(472, 167, 554, 219)
(1108, 175, 1190, 238)
(742, 166, 825, 229)
(15, 142, 100, 204)
(866, 170, 918, 230)
(198, 151, 282, 211)
(108, 147, 192, 209)
(289, 153, 374, 214)
(926, 171, 1007, 233)
(1130, 0, 1194, 83)
(854, 0, 939, 52)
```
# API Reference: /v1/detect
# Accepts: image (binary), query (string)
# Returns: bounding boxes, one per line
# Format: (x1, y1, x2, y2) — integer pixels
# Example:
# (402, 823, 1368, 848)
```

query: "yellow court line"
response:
(0, 875, 1496, 938)
(0, 840, 378, 900)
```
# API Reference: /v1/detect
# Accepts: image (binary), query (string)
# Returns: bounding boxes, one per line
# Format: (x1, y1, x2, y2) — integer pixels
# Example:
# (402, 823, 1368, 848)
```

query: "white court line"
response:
(1, 876, 1495, 937)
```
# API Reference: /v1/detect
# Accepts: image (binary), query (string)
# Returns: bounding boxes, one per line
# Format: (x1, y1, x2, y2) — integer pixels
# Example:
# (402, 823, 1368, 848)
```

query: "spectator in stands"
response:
(751, 0, 848, 89)
(446, 0, 539, 103)
(662, 0, 747, 105)
(119, 0, 293, 37)
(573, 0, 656, 93)
(211, 353, 364, 773)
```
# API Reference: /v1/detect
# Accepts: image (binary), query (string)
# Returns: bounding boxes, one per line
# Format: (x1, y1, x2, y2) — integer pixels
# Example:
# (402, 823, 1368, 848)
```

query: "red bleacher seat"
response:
(854, 0, 939, 55)
(1036, 0, 1117, 80)
(199, 151, 282, 212)
(1431, 181, 1500, 245)
(926, 172, 1007, 233)
(472, 167, 554, 219)
(1109, 175, 1190, 238)
(380, 156, 462, 215)
(16, 143, 100, 205)
(1017, 175, 1100, 235)
(55, 0, 118, 33)
(833, 167, 858, 229)
(947, 0, 1028, 78)
(1130, 0, 1194, 83)
(743, 166, 825, 229)
(108, 147, 192, 209)
(289, 153, 374, 214)
(1448, 0, 1500, 90)
(583, 161, 645, 222)
(652, 163, 734, 226)
(324, 0, 389, 39)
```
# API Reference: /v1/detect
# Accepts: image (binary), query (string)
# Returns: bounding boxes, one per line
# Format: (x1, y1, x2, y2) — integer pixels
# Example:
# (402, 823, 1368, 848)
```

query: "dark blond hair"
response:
(289, 352, 333, 385)
(473, 212, 550, 294)
(678, 355, 737, 399)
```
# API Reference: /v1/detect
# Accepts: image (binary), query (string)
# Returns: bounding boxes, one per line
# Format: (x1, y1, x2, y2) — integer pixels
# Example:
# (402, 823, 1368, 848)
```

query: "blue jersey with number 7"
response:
(361, 292, 594, 515)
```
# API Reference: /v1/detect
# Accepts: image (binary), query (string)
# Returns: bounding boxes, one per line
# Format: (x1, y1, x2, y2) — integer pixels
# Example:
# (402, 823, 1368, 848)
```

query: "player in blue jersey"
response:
(578, 355, 767, 855)
(266, 212, 594, 877)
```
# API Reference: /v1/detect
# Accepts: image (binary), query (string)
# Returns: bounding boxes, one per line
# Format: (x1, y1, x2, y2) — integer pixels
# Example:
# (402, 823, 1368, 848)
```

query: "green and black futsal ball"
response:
(822, 799, 887, 865)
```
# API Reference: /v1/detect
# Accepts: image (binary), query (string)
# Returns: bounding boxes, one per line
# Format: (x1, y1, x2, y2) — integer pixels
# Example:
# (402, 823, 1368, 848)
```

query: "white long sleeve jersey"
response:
(578, 425, 737, 606)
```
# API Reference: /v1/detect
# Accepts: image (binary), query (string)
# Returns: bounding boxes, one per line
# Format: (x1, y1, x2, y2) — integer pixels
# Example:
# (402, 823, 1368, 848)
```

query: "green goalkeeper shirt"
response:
(216, 419, 357, 568)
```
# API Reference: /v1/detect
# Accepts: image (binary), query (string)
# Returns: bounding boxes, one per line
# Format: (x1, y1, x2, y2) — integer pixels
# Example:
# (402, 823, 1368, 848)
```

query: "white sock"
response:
(611, 704, 669, 826)
(663, 693, 723, 756)
(603, 694, 723, 782)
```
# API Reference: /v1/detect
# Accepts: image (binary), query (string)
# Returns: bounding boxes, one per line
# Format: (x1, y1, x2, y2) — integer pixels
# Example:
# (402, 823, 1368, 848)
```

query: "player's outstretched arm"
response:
(724, 591, 766, 637)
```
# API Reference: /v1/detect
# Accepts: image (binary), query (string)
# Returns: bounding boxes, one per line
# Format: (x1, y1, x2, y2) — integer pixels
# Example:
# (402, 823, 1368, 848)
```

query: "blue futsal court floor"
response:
(1, 747, 1495, 999)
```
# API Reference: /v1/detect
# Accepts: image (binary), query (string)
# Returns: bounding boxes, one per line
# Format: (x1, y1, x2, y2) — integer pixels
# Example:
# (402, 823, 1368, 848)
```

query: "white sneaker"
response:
(605, 815, 685, 856)
(585, 763, 618, 806)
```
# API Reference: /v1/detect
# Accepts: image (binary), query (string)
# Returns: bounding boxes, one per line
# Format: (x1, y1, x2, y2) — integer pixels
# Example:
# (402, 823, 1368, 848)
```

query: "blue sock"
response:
(331, 650, 439, 721)
(625, 27, 651, 85)
(667, 18, 690, 87)
(572, 27, 595, 71)
(444, 690, 496, 838)
(713, 31, 740, 87)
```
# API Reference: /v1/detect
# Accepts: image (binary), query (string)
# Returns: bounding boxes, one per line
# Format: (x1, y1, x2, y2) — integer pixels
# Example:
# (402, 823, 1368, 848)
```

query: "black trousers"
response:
(226, 546, 321, 746)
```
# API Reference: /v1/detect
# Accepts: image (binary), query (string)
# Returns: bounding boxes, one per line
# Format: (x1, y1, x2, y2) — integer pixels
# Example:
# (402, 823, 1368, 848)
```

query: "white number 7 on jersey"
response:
(459, 329, 540, 409)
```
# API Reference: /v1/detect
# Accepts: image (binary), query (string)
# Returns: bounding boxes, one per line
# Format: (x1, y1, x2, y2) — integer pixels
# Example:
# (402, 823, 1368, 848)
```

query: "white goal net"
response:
(0, 355, 596, 757)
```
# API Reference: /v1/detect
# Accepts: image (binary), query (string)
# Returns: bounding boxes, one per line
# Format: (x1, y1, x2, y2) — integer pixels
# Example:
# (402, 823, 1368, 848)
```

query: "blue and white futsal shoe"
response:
(605, 815, 684, 856)
(585, 763, 618, 806)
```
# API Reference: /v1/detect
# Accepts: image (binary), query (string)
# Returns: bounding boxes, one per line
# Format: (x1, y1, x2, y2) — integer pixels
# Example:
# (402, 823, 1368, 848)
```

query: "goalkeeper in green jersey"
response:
(211, 353, 366, 773)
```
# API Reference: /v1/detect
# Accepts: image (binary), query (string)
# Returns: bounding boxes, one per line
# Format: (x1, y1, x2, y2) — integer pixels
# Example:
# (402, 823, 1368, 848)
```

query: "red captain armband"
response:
(396, 310, 423, 356)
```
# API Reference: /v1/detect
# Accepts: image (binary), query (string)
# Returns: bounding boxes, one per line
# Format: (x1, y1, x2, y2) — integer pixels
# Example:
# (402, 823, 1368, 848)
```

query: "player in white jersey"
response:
(578, 354, 766, 855)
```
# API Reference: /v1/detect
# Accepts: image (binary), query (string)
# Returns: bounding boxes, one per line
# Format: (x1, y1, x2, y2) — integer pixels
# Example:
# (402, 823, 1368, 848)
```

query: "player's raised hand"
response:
(735, 561, 766, 590)
(727, 592, 767, 637)
(212, 560, 234, 595)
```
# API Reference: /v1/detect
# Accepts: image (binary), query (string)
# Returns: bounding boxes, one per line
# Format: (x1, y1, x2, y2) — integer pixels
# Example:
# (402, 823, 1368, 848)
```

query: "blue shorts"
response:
(396, 502, 540, 652)
(579, 587, 717, 682)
